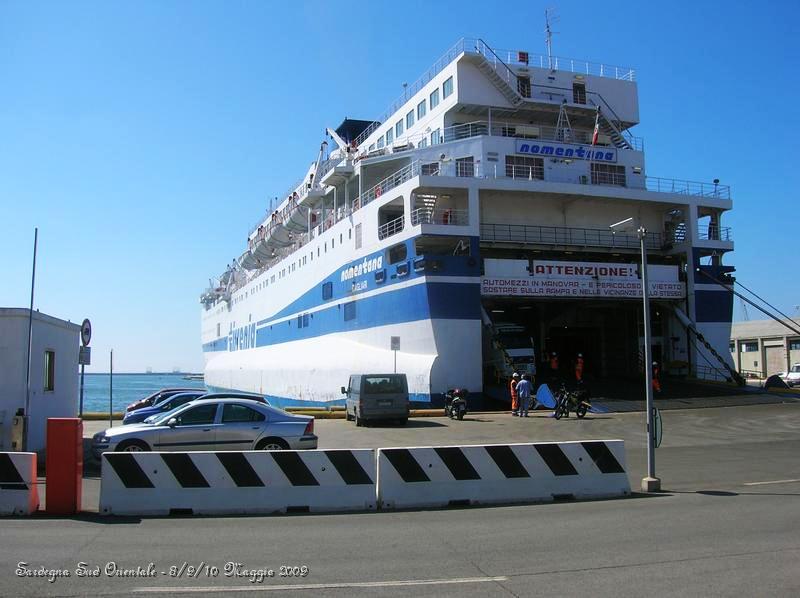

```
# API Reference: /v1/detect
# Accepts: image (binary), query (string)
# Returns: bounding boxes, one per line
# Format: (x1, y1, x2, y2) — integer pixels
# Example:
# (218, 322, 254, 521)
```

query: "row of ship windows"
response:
(369, 76, 453, 152)
(231, 225, 361, 306)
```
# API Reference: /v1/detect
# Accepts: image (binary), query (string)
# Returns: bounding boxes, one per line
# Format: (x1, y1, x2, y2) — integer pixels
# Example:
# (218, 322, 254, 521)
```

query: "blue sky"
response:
(2, 1, 797, 372)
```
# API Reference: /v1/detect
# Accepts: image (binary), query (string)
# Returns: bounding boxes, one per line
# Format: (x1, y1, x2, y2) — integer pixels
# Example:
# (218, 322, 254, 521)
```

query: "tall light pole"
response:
(610, 218, 661, 492)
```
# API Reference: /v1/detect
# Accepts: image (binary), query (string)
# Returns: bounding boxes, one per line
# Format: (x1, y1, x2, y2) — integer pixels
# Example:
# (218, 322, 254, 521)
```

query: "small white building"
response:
(730, 318, 800, 378)
(0, 308, 80, 452)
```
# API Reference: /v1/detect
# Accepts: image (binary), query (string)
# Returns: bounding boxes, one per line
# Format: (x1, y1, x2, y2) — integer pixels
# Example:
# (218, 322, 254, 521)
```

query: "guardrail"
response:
(480, 223, 665, 250)
(354, 38, 636, 148)
(411, 207, 469, 226)
(698, 224, 733, 241)
(377, 215, 405, 240)
(645, 177, 730, 200)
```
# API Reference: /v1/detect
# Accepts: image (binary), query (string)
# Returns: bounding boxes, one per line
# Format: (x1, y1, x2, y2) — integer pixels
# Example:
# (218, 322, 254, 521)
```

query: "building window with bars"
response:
(517, 76, 531, 98)
(455, 156, 474, 177)
(573, 82, 587, 104)
(421, 162, 440, 176)
(44, 350, 55, 391)
(505, 155, 544, 180)
(590, 163, 626, 187)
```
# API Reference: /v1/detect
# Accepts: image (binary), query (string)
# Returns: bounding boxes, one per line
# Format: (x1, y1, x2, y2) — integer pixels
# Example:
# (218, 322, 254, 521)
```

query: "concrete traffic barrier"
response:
(376, 440, 630, 509)
(99, 449, 376, 516)
(0, 452, 39, 516)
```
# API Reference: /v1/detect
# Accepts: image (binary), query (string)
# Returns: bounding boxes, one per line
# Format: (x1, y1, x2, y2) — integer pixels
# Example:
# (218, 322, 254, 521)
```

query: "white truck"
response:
(492, 323, 537, 379)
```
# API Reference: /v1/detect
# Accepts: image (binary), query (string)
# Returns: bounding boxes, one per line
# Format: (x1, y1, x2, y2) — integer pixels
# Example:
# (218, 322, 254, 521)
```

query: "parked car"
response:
(778, 364, 800, 387)
(92, 398, 315, 458)
(125, 388, 204, 413)
(122, 390, 207, 425)
(141, 392, 269, 424)
(342, 373, 409, 426)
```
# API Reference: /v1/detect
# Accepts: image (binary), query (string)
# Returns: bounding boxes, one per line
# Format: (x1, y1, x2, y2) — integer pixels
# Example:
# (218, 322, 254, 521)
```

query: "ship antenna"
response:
(544, 7, 559, 70)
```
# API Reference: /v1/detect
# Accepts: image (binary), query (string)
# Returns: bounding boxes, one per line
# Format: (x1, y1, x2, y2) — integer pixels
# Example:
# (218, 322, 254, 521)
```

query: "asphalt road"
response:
(3, 402, 799, 597)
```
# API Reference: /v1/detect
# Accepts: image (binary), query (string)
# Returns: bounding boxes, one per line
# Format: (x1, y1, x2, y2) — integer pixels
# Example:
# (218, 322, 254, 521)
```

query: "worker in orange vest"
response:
(510, 372, 520, 416)
(652, 361, 661, 393)
(575, 353, 585, 382)
(549, 352, 559, 382)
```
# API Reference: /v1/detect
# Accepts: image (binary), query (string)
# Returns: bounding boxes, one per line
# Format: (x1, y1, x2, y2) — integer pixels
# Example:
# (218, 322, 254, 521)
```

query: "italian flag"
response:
(591, 108, 601, 145)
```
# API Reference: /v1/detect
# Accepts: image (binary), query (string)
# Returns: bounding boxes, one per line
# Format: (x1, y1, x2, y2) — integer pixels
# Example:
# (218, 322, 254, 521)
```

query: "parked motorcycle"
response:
(553, 383, 591, 420)
(444, 388, 469, 420)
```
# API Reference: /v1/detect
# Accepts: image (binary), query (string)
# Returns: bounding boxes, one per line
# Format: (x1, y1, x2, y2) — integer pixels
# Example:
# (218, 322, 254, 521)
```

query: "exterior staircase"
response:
(597, 108, 633, 150)
(474, 39, 524, 108)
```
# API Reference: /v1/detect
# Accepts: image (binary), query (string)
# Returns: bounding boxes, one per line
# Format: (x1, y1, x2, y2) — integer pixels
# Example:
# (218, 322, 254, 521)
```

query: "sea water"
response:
(80, 373, 206, 413)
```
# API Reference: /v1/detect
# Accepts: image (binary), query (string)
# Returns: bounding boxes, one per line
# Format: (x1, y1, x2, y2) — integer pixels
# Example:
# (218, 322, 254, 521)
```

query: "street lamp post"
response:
(610, 218, 661, 492)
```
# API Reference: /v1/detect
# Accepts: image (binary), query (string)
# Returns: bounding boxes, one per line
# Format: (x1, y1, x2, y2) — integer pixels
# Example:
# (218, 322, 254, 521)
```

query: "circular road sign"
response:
(81, 319, 92, 346)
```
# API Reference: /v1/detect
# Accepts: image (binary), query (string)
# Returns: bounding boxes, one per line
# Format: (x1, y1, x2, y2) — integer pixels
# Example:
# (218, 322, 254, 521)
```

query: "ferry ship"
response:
(200, 37, 737, 407)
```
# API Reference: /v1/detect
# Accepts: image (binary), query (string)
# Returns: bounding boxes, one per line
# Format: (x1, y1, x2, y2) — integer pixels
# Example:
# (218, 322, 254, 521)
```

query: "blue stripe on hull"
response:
(205, 280, 481, 353)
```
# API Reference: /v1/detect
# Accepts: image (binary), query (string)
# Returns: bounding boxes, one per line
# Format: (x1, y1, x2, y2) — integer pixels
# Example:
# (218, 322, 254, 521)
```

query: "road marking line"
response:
(132, 576, 508, 593)
(743, 478, 800, 486)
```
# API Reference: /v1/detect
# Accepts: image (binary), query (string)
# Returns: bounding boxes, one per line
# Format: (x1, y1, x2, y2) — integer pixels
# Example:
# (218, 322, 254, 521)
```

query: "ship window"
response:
(417, 100, 426, 119)
(789, 340, 800, 350)
(43, 350, 55, 391)
(322, 282, 333, 300)
(443, 76, 453, 98)
(421, 162, 440, 176)
(418, 138, 428, 148)
(573, 82, 587, 105)
(591, 163, 626, 187)
(344, 301, 356, 321)
(430, 87, 439, 109)
(517, 76, 531, 98)
(406, 110, 414, 129)
(431, 129, 440, 145)
(741, 342, 758, 352)
(369, 143, 375, 151)
(332, 238, 335, 248)
(340, 233, 343, 243)
(355, 224, 362, 249)
(348, 228, 352, 240)
(387, 242, 407, 264)
(377, 135, 385, 149)
(216, 323, 220, 337)
(455, 156, 474, 177)
(395, 120, 403, 138)
(506, 155, 544, 179)
(303, 313, 309, 328)
(386, 128, 393, 144)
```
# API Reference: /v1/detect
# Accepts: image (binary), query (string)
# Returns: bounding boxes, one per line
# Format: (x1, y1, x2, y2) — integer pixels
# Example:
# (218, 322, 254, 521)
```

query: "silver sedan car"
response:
(92, 398, 316, 457)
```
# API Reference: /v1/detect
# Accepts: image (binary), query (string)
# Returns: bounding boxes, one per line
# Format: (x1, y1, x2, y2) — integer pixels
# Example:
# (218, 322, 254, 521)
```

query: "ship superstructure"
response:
(200, 38, 736, 406)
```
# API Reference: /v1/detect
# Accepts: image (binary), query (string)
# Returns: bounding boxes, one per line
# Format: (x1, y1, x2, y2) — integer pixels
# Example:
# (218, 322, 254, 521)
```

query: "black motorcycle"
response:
(444, 388, 469, 420)
(553, 383, 591, 420)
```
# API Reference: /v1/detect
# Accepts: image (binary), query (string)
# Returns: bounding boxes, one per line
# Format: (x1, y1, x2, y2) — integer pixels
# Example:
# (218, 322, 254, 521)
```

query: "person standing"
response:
(574, 353, 584, 382)
(652, 361, 661, 394)
(509, 372, 520, 416)
(516, 374, 532, 417)
(549, 352, 559, 383)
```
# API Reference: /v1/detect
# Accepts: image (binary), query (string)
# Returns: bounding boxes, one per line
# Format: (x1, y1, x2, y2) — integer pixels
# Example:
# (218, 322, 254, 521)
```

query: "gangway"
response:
(670, 306, 745, 386)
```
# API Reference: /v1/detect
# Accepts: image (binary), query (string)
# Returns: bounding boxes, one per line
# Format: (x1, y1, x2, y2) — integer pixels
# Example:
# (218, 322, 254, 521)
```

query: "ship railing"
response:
(377, 214, 406, 240)
(354, 38, 635, 149)
(411, 207, 469, 226)
(364, 119, 643, 156)
(353, 161, 420, 212)
(480, 222, 664, 251)
(645, 177, 730, 200)
(475, 43, 635, 81)
(698, 224, 733, 242)
(353, 38, 470, 148)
